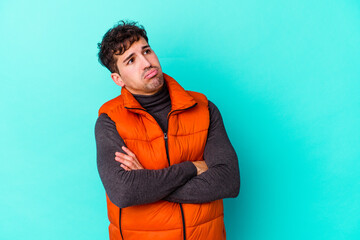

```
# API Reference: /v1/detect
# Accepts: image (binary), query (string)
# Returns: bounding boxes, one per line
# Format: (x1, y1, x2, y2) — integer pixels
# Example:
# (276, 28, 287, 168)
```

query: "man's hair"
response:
(97, 20, 148, 73)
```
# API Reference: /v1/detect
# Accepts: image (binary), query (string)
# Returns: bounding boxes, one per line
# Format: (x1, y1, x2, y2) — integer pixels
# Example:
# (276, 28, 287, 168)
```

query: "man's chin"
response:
(152, 78, 164, 88)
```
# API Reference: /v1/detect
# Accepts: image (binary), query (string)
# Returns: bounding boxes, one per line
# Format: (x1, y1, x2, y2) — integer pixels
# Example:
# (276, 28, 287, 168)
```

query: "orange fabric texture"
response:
(99, 74, 225, 240)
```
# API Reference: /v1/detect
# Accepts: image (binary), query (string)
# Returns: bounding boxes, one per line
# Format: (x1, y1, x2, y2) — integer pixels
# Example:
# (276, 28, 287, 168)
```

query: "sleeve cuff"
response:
(181, 161, 197, 177)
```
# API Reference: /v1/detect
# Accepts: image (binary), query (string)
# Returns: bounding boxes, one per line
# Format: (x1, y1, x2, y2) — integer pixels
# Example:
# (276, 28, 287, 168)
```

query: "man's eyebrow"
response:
(123, 53, 134, 63)
(122, 45, 150, 63)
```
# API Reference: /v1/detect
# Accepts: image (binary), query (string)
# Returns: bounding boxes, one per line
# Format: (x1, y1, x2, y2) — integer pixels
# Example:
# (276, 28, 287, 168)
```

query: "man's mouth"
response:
(144, 68, 158, 79)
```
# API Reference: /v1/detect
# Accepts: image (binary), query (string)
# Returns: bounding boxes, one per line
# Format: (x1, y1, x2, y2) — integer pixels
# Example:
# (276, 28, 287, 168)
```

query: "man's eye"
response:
(144, 49, 151, 54)
(128, 59, 134, 64)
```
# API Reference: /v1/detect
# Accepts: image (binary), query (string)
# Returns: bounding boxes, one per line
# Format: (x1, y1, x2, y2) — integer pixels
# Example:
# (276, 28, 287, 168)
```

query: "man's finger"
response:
(115, 151, 131, 158)
(122, 146, 136, 158)
(120, 164, 131, 171)
(114, 151, 143, 170)
(115, 152, 135, 162)
(115, 157, 137, 169)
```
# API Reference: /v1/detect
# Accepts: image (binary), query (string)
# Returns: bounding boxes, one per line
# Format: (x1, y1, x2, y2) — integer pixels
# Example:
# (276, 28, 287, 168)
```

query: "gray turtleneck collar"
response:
(132, 82, 171, 132)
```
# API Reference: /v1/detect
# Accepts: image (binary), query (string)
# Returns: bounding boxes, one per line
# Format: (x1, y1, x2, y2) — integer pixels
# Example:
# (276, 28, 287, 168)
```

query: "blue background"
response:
(1, 0, 359, 239)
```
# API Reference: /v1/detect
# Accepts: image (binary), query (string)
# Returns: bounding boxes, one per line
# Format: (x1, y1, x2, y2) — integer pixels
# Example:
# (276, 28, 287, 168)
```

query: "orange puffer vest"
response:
(99, 74, 225, 240)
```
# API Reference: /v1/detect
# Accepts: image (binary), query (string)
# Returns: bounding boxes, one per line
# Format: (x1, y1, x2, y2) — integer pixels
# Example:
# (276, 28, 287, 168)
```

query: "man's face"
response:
(111, 37, 164, 95)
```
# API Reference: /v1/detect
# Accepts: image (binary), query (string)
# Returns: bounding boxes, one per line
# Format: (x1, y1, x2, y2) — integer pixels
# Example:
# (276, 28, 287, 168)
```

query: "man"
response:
(95, 20, 240, 240)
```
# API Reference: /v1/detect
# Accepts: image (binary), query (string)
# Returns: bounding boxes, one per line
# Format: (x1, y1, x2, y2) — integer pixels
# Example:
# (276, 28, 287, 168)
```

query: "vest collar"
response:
(121, 73, 197, 112)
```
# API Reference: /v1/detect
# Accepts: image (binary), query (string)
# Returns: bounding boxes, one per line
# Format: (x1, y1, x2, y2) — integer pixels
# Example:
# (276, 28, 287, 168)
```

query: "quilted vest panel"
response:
(99, 74, 225, 240)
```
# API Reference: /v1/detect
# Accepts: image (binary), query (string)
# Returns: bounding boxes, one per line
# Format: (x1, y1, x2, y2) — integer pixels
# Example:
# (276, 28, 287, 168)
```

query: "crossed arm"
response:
(115, 146, 208, 175)
(95, 101, 240, 208)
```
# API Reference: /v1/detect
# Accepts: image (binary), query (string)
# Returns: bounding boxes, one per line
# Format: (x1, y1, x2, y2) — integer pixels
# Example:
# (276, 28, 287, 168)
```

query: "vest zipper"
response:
(125, 103, 198, 240)
(119, 208, 124, 239)
(165, 104, 197, 240)
(164, 132, 186, 240)
(164, 132, 170, 166)
(179, 203, 186, 240)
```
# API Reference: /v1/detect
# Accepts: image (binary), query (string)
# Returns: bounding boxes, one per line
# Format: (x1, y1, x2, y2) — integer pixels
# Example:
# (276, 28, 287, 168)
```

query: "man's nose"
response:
(140, 55, 151, 69)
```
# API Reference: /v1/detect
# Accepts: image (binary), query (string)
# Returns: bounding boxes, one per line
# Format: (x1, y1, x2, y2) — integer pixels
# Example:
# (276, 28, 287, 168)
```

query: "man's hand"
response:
(192, 161, 208, 175)
(115, 146, 144, 171)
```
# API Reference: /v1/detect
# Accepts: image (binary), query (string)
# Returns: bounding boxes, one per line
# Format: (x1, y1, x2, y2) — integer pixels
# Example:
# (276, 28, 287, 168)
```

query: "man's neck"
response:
(132, 82, 170, 112)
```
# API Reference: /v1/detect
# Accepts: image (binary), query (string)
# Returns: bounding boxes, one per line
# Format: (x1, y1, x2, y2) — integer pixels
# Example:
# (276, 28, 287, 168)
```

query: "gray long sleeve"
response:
(95, 101, 240, 206)
(164, 102, 240, 203)
(95, 114, 197, 208)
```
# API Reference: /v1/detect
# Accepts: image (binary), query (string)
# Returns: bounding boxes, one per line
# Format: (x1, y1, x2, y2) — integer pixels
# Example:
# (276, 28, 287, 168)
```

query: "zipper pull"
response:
(164, 133, 168, 140)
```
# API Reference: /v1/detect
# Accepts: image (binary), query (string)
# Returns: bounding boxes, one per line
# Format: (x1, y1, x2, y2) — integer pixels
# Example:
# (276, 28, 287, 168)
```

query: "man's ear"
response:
(111, 72, 125, 87)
